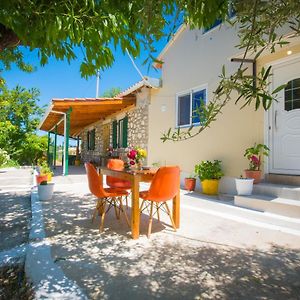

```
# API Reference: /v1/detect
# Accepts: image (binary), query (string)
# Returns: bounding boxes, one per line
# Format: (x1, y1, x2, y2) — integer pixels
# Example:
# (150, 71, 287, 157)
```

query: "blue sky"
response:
(3, 44, 165, 109)
(2, 41, 166, 145)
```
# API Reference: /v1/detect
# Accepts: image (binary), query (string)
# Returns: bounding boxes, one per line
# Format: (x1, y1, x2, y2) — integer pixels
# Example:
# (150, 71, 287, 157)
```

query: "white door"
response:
(270, 56, 300, 175)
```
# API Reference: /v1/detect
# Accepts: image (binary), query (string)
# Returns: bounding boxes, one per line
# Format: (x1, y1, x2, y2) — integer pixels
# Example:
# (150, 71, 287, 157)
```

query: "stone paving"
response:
(39, 166, 300, 299)
(0, 167, 33, 299)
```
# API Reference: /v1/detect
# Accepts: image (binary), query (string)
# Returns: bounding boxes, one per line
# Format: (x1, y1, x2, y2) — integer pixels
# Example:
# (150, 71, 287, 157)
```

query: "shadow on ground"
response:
(0, 191, 31, 251)
(40, 191, 300, 299)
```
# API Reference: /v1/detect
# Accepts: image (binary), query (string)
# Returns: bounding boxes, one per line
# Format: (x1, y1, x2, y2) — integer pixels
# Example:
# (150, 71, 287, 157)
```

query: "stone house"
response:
(79, 77, 160, 166)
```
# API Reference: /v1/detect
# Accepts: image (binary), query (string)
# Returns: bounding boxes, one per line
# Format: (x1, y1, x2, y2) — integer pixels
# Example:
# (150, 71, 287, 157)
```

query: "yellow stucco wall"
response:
(148, 25, 265, 191)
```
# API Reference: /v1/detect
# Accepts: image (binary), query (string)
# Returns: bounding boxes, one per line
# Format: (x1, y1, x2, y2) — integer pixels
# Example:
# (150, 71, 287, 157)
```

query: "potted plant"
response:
(235, 175, 254, 195)
(38, 180, 55, 201)
(39, 161, 54, 182)
(244, 143, 270, 184)
(184, 174, 196, 192)
(194, 160, 224, 195)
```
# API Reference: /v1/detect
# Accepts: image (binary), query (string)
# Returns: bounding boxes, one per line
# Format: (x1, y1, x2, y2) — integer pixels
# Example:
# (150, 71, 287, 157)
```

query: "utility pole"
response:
(96, 70, 100, 97)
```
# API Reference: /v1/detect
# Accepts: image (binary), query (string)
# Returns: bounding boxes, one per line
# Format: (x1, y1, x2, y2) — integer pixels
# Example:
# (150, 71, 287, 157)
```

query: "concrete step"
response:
(234, 194, 300, 218)
(265, 174, 300, 186)
(253, 182, 300, 200)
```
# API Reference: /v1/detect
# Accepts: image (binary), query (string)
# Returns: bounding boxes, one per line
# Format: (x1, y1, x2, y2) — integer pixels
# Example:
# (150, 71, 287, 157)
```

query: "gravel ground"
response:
(0, 168, 33, 299)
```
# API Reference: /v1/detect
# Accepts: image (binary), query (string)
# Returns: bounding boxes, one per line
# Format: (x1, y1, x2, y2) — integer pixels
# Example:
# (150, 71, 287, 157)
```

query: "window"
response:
(203, 18, 222, 34)
(203, 4, 236, 34)
(87, 129, 95, 150)
(285, 78, 300, 111)
(112, 116, 128, 148)
(176, 87, 207, 127)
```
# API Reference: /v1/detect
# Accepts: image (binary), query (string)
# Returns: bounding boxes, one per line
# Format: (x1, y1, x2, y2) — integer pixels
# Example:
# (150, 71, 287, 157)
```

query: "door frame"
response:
(264, 53, 300, 174)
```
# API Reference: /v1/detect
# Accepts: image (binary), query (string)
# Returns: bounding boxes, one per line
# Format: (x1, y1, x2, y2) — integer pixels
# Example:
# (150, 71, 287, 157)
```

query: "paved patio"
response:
(36, 166, 300, 299)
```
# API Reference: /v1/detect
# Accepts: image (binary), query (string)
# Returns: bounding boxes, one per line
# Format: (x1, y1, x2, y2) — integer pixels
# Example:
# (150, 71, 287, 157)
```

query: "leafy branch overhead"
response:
(162, 0, 300, 142)
(0, 0, 299, 142)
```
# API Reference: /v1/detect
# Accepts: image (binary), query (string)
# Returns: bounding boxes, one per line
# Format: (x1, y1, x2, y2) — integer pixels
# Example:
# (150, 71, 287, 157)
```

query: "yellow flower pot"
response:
(201, 179, 219, 195)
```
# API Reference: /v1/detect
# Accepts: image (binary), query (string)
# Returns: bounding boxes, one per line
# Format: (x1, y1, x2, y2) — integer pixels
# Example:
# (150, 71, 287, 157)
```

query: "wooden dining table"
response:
(98, 167, 180, 239)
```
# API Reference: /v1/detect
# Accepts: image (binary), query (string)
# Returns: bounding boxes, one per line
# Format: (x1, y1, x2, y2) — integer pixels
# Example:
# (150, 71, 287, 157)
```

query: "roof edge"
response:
(153, 24, 187, 68)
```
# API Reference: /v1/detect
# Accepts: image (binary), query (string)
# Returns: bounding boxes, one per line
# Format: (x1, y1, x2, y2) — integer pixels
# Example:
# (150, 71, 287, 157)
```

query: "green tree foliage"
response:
(101, 87, 122, 98)
(0, 85, 47, 165)
(0, 1, 299, 141)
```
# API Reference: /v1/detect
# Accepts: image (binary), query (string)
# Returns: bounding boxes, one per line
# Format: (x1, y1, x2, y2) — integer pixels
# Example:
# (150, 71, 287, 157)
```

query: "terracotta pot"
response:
(201, 179, 219, 195)
(244, 170, 262, 184)
(36, 174, 48, 184)
(74, 159, 81, 166)
(184, 178, 196, 191)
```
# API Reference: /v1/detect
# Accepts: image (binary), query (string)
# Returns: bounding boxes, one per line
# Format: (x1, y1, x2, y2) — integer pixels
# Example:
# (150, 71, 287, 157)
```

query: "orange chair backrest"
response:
(147, 166, 180, 201)
(85, 162, 107, 198)
(107, 159, 124, 170)
(106, 159, 131, 189)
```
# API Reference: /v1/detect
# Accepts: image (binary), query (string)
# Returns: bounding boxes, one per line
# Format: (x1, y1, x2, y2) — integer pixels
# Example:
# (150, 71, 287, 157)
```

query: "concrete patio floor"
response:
(40, 166, 300, 299)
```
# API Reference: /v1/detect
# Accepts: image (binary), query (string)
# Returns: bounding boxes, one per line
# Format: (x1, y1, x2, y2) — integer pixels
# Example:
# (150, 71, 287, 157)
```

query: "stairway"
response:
(234, 181, 300, 218)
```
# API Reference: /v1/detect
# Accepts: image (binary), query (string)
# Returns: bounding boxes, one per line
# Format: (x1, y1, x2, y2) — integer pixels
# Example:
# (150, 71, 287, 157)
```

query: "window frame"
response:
(112, 116, 128, 149)
(175, 84, 208, 129)
(87, 129, 95, 151)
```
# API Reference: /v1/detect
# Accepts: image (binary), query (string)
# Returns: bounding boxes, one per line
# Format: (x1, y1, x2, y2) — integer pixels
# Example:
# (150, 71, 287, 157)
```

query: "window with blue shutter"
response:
(176, 87, 207, 127)
(112, 120, 118, 148)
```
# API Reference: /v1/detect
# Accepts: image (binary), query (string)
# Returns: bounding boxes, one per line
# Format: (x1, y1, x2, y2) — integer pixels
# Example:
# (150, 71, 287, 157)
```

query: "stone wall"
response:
(80, 87, 150, 164)
(80, 122, 111, 163)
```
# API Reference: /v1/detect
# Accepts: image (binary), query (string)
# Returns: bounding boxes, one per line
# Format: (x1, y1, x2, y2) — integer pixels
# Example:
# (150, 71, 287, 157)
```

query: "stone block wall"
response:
(80, 122, 111, 163)
(80, 87, 150, 164)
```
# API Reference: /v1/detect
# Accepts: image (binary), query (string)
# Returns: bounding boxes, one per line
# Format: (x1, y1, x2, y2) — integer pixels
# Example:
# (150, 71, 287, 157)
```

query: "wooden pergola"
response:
(38, 96, 135, 175)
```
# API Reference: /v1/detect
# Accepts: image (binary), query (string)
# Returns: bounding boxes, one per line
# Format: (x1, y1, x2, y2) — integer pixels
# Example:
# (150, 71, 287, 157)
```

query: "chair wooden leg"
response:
(92, 199, 100, 223)
(125, 195, 128, 209)
(99, 201, 107, 233)
(119, 197, 130, 227)
(164, 202, 177, 232)
(156, 202, 160, 221)
(112, 197, 120, 219)
(147, 202, 154, 238)
(140, 200, 145, 213)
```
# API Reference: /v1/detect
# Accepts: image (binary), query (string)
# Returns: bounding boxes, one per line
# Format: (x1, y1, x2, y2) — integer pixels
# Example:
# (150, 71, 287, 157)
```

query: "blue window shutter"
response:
(123, 116, 128, 148)
(112, 121, 118, 148)
(91, 129, 95, 150)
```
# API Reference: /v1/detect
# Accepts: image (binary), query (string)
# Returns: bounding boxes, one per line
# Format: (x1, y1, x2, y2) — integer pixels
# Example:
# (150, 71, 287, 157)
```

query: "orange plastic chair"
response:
(139, 166, 180, 238)
(85, 162, 130, 232)
(106, 159, 131, 189)
(106, 159, 131, 207)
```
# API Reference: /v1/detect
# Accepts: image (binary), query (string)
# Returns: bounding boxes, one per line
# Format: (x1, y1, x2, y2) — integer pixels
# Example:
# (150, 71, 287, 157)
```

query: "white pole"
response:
(63, 113, 67, 176)
(96, 70, 100, 97)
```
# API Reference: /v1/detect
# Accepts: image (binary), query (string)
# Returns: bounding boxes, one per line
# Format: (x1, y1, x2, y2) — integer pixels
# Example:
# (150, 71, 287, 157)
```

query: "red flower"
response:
(129, 160, 135, 165)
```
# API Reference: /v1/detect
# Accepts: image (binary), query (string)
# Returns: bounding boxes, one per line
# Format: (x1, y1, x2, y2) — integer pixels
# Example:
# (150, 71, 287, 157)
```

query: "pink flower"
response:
(250, 155, 260, 166)
(127, 149, 137, 160)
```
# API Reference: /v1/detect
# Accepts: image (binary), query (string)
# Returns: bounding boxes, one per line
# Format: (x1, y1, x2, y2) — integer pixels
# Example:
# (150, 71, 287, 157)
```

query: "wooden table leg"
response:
(131, 177, 140, 239)
(172, 189, 180, 228)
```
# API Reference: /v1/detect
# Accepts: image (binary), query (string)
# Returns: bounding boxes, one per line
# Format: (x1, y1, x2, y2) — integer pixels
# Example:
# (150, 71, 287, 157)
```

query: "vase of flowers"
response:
(244, 143, 270, 184)
(127, 147, 147, 170)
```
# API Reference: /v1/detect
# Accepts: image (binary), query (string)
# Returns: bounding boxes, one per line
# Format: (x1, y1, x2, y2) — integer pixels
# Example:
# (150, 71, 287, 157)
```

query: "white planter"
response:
(235, 178, 254, 196)
(38, 183, 54, 201)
